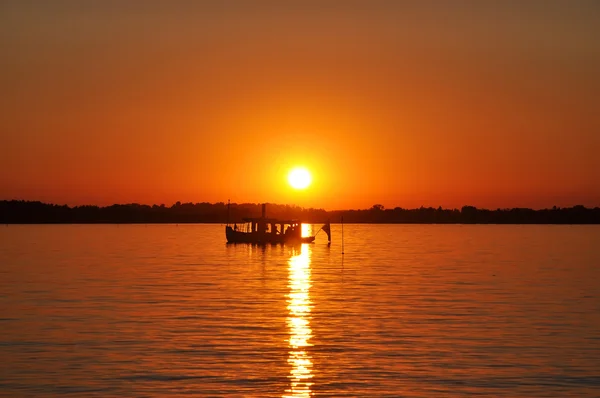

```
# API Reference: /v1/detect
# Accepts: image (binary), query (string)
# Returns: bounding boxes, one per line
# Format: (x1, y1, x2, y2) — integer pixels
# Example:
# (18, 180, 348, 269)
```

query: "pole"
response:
(341, 215, 344, 255)
(227, 199, 230, 226)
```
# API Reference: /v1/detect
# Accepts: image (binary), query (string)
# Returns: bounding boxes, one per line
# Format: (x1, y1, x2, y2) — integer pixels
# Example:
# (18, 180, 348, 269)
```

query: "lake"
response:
(1, 224, 599, 397)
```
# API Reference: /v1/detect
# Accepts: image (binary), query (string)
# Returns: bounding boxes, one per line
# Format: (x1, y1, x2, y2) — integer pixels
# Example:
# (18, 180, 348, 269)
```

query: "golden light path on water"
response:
(283, 243, 313, 397)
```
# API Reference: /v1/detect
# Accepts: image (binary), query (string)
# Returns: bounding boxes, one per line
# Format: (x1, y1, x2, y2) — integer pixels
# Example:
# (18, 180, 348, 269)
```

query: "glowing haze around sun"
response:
(288, 167, 312, 190)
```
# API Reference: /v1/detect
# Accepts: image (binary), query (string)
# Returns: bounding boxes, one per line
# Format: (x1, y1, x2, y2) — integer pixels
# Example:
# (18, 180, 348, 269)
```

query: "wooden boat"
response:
(225, 203, 330, 244)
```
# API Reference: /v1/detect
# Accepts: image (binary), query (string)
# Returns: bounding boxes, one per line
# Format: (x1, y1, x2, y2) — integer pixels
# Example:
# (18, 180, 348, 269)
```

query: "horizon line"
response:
(2, 199, 598, 212)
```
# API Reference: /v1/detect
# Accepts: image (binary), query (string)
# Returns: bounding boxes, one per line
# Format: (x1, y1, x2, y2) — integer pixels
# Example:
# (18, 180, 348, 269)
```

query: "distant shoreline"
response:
(3, 221, 600, 226)
(2, 200, 599, 224)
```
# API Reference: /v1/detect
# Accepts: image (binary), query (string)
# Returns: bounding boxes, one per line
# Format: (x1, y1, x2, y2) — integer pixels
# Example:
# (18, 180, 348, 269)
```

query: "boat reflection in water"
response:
(284, 243, 313, 397)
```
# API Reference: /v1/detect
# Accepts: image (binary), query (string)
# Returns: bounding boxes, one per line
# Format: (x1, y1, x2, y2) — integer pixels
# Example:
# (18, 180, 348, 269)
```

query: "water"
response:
(1, 224, 599, 397)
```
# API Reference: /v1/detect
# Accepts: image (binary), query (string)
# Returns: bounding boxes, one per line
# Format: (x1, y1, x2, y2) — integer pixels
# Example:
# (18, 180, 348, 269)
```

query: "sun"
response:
(288, 167, 312, 190)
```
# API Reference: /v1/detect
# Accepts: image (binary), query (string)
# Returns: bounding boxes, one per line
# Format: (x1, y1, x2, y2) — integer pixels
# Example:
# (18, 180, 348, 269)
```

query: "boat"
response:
(225, 203, 330, 244)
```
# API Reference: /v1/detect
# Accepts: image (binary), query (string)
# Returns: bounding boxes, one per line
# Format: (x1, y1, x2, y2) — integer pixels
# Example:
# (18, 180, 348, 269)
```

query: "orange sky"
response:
(1, 2, 599, 210)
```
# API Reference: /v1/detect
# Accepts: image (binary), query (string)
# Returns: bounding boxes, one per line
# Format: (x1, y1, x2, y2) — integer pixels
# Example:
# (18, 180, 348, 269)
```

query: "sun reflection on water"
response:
(284, 244, 313, 397)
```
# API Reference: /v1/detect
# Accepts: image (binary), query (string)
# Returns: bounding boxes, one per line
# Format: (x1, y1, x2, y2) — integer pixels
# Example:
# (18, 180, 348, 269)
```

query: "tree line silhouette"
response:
(1, 200, 599, 224)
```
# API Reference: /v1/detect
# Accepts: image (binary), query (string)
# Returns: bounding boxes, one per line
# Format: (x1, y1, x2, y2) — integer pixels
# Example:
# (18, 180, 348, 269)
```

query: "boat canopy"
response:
(241, 217, 301, 224)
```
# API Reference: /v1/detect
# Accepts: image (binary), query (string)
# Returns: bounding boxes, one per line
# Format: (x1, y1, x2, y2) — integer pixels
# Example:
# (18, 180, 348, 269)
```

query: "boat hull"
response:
(226, 226, 315, 244)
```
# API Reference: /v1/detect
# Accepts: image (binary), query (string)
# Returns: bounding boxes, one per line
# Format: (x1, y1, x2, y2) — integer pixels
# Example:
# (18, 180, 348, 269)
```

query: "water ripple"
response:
(0, 224, 599, 397)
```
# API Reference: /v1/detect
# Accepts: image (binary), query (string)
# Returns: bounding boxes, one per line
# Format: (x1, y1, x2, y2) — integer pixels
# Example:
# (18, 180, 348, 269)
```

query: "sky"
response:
(1, 1, 599, 210)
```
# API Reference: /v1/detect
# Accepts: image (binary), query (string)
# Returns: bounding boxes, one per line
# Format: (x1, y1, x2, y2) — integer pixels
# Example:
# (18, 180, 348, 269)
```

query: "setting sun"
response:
(288, 167, 312, 190)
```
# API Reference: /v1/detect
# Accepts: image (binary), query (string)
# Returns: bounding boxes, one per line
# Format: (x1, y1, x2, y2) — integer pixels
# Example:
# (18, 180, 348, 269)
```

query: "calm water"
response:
(1, 224, 599, 397)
